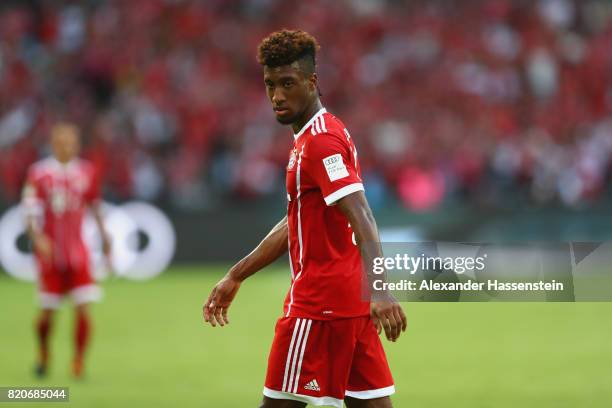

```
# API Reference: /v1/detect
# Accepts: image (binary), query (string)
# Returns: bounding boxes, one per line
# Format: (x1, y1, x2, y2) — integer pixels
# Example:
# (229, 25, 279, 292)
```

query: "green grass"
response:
(1, 265, 611, 407)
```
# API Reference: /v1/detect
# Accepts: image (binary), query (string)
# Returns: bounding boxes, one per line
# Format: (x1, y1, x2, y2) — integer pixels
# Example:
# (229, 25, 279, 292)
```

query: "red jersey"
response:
(284, 108, 369, 320)
(22, 157, 99, 268)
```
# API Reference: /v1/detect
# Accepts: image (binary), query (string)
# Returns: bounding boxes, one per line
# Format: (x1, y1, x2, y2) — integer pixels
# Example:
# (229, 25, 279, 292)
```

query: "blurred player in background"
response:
(204, 30, 406, 407)
(21, 122, 111, 378)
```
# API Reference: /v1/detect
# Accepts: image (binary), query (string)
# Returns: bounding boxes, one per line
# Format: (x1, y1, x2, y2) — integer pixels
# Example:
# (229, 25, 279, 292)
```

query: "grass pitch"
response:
(0, 265, 611, 407)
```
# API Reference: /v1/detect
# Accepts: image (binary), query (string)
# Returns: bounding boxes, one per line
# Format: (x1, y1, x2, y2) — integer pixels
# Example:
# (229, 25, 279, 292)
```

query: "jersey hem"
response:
(345, 385, 395, 399)
(71, 284, 103, 305)
(38, 292, 62, 309)
(283, 311, 371, 321)
(263, 386, 343, 408)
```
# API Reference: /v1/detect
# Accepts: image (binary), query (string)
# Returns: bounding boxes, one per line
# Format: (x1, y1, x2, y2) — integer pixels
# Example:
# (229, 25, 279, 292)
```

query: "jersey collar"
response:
(293, 107, 327, 140)
(49, 157, 78, 171)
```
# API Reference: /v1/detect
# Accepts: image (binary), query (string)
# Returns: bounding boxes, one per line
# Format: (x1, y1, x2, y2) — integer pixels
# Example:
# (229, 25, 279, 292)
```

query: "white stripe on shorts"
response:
(292, 319, 312, 393)
(286, 319, 307, 392)
(282, 318, 303, 392)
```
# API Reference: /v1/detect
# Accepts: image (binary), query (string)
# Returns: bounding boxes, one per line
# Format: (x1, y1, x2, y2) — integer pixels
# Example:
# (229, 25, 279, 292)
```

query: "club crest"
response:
(287, 149, 297, 170)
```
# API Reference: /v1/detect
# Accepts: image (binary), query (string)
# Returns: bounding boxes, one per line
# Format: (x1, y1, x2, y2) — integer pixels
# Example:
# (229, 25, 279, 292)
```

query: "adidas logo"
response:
(304, 379, 320, 392)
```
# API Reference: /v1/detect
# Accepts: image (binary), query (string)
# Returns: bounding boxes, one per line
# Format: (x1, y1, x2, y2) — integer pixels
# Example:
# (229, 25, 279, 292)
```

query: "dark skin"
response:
(203, 61, 406, 408)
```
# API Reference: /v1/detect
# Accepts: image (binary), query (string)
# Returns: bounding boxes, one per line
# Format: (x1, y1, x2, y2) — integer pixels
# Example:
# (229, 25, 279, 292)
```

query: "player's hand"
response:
(370, 295, 407, 342)
(203, 276, 241, 327)
(101, 232, 113, 275)
(101, 232, 112, 259)
(33, 233, 52, 261)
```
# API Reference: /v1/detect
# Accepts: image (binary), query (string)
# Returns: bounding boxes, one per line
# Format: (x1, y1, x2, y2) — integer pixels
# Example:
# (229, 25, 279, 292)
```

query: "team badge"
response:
(287, 149, 297, 170)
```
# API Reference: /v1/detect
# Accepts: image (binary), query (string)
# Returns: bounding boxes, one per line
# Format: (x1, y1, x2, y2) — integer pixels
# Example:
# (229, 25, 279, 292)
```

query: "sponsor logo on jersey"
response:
(322, 153, 349, 181)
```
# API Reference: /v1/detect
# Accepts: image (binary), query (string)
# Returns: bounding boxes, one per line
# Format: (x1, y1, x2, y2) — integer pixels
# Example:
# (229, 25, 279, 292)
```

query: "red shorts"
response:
(263, 316, 394, 407)
(36, 251, 101, 309)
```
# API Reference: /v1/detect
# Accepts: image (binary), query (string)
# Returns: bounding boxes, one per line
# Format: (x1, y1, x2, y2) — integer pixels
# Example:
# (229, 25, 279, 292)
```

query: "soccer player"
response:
(22, 122, 111, 378)
(203, 30, 406, 408)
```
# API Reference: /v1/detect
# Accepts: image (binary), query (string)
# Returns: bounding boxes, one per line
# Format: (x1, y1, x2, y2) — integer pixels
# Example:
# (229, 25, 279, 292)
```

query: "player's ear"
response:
(308, 73, 318, 94)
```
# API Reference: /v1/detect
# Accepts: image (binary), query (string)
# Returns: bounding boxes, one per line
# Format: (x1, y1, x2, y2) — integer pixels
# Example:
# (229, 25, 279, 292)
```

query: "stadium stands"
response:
(0, 0, 610, 211)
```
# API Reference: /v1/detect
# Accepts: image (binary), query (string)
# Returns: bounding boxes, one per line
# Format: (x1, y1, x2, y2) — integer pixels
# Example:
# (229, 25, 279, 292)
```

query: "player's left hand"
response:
(203, 276, 241, 327)
(101, 232, 112, 259)
(97, 232, 116, 277)
(370, 296, 407, 342)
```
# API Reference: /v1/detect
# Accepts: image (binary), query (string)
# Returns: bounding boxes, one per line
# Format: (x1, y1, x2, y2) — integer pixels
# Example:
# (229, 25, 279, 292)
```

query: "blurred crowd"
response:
(0, 0, 611, 212)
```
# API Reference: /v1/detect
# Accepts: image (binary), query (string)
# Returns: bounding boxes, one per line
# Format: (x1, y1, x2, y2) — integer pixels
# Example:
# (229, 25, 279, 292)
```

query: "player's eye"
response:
(283, 81, 293, 88)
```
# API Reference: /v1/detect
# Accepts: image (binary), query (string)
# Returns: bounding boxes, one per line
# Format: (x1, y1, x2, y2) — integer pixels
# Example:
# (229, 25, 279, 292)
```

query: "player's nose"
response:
(272, 88, 286, 105)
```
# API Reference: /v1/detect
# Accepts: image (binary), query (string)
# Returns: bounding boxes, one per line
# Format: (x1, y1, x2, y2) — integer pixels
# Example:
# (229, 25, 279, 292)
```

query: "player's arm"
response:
(203, 216, 288, 327)
(84, 168, 111, 260)
(22, 178, 52, 260)
(25, 214, 52, 260)
(89, 202, 111, 260)
(336, 192, 407, 342)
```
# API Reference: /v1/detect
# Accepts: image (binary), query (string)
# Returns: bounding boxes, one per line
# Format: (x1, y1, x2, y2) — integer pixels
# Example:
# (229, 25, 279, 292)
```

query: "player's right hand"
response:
(33, 233, 52, 261)
(203, 276, 241, 327)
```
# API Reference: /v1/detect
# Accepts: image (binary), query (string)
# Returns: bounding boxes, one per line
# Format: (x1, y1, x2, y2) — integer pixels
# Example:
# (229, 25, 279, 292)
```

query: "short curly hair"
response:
(257, 29, 320, 75)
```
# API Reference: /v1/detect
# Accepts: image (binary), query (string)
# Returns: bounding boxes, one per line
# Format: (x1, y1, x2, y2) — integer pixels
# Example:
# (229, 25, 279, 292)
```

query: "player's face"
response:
(263, 64, 316, 125)
(51, 125, 81, 163)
